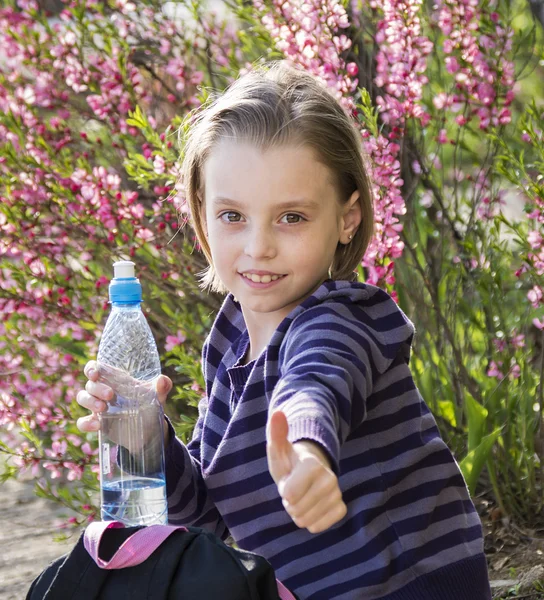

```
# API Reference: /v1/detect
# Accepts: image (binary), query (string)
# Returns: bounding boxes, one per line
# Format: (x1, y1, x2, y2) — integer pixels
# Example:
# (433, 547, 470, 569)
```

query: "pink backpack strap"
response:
(276, 577, 297, 599)
(84, 520, 187, 569)
(84, 521, 297, 599)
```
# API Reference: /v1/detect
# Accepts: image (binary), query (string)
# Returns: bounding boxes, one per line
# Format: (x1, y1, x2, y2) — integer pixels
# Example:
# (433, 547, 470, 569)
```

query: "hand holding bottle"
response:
(76, 360, 173, 448)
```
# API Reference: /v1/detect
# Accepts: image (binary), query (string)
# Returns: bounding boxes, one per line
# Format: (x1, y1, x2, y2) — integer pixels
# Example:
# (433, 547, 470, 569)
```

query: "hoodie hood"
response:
(210, 280, 415, 371)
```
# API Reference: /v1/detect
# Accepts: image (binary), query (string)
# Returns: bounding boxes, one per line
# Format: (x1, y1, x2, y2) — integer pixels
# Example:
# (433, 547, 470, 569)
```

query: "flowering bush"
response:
(0, 0, 542, 530)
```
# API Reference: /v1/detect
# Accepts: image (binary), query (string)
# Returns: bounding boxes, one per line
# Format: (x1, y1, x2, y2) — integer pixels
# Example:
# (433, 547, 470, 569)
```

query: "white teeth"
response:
(242, 273, 283, 283)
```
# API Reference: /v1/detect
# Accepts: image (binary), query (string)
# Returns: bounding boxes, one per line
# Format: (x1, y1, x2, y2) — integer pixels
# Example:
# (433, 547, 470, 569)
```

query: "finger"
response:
(84, 360, 99, 381)
(288, 484, 343, 529)
(266, 410, 294, 485)
(96, 362, 152, 400)
(280, 458, 320, 505)
(156, 375, 173, 405)
(284, 465, 338, 512)
(96, 362, 134, 387)
(77, 390, 108, 413)
(267, 410, 290, 448)
(77, 413, 100, 432)
(305, 501, 348, 534)
(85, 380, 115, 403)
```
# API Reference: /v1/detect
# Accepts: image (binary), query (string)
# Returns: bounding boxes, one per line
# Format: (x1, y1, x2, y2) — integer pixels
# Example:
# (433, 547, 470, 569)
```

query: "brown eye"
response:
(220, 211, 241, 223)
(282, 214, 304, 224)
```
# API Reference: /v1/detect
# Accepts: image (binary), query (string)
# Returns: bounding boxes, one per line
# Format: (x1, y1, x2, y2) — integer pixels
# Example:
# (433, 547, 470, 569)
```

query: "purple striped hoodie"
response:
(165, 280, 492, 600)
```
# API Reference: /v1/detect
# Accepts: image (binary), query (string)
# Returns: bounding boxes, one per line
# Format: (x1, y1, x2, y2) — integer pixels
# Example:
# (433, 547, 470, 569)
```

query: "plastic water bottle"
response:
(96, 260, 168, 526)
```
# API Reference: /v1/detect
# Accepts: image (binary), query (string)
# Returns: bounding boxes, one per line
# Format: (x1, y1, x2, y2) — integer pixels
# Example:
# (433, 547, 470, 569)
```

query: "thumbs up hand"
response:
(266, 410, 347, 534)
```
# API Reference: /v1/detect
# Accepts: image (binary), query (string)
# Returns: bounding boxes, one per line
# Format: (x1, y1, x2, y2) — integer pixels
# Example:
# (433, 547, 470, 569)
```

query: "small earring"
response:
(348, 234, 353, 240)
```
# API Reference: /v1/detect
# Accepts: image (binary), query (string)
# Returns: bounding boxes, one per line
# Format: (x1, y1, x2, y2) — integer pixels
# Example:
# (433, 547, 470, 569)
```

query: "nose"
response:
(243, 225, 277, 260)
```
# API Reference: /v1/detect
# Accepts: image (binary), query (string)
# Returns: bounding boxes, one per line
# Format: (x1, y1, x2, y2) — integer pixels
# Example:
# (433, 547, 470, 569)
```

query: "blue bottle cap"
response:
(108, 260, 142, 303)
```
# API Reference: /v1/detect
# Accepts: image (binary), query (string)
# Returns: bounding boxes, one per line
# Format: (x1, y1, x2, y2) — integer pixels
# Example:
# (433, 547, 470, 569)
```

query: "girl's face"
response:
(202, 140, 359, 327)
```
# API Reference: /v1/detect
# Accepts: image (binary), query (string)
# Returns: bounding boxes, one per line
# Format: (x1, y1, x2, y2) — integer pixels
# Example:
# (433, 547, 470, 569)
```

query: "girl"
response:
(77, 61, 492, 600)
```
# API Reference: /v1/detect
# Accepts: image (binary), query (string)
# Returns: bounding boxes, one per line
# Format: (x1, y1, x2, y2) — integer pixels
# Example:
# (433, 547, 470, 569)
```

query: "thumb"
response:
(156, 375, 173, 406)
(266, 410, 294, 487)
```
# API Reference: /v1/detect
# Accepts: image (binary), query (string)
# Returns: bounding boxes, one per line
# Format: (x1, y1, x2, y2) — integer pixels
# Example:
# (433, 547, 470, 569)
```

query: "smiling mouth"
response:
(240, 272, 286, 283)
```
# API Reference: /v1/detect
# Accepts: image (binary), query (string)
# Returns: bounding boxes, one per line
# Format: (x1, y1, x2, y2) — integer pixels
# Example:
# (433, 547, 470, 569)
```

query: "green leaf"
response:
(126, 105, 148, 130)
(78, 320, 100, 331)
(160, 302, 176, 319)
(464, 392, 488, 452)
(459, 427, 502, 496)
(418, 364, 433, 405)
(0, 463, 18, 484)
(437, 400, 457, 428)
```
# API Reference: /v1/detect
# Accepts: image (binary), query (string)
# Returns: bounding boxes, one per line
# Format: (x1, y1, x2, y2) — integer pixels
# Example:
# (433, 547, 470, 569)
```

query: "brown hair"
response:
(179, 60, 374, 295)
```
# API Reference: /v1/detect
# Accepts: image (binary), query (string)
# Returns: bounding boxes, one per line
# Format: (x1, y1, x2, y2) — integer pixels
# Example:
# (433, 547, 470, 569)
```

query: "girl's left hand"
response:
(266, 410, 347, 534)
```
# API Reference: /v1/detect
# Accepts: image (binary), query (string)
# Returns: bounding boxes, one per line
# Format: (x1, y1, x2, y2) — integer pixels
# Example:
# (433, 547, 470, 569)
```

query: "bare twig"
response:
(132, 56, 181, 101)
(404, 240, 484, 404)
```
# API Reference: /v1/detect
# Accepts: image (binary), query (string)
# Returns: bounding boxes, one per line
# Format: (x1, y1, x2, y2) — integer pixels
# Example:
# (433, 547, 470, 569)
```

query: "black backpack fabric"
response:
(26, 525, 299, 600)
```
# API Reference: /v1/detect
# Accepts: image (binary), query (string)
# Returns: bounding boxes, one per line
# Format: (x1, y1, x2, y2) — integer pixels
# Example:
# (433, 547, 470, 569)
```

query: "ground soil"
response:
(477, 493, 544, 599)
(487, 535, 544, 598)
(1, 476, 543, 600)
(0, 477, 75, 600)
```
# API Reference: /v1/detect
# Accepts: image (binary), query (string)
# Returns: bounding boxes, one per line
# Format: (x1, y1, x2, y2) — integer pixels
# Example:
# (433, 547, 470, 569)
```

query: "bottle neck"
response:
(111, 301, 142, 309)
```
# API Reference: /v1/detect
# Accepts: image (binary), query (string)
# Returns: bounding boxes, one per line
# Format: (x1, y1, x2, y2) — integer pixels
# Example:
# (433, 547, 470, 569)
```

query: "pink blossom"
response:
(433, 93, 450, 110)
(80, 184, 95, 202)
(153, 155, 166, 175)
(373, 0, 432, 126)
(135, 228, 154, 242)
(437, 0, 515, 129)
(346, 62, 358, 77)
(533, 318, 544, 330)
(528, 230, 543, 250)
(165, 330, 187, 352)
(445, 56, 460, 73)
(65, 462, 84, 481)
(43, 462, 63, 478)
(493, 338, 506, 352)
(130, 204, 145, 220)
(487, 361, 504, 379)
(509, 363, 521, 380)
(81, 442, 94, 455)
(45, 439, 67, 458)
(159, 39, 171, 55)
(528, 286, 543, 308)
(511, 334, 525, 349)
(438, 129, 448, 144)
(95, 276, 109, 289)
(254, 0, 358, 111)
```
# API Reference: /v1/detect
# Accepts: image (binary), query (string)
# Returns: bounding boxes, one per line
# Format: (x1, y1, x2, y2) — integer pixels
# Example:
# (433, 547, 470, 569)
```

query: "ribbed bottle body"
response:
(97, 302, 167, 526)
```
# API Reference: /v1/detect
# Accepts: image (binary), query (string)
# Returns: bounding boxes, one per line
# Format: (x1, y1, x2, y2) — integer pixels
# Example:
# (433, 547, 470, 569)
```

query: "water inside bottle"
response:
(99, 405, 167, 526)
(101, 476, 167, 526)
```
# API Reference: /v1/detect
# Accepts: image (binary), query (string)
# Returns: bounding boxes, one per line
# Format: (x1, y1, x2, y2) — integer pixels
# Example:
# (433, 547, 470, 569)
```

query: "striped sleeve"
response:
(165, 338, 228, 540)
(270, 292, 414, 474)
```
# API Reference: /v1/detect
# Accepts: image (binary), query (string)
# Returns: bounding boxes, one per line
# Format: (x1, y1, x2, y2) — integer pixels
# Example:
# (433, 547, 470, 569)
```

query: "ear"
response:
(340, 190, 362, 244)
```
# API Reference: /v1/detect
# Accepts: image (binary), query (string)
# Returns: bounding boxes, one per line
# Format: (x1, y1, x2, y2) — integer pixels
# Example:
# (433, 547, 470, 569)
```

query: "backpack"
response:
(26, 521, 298, 600)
